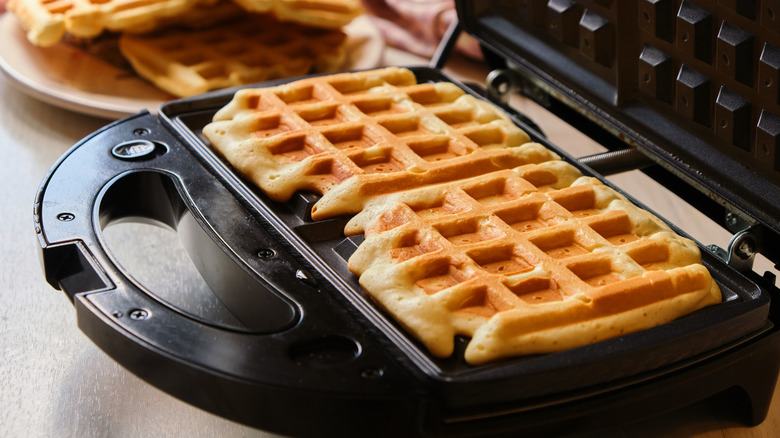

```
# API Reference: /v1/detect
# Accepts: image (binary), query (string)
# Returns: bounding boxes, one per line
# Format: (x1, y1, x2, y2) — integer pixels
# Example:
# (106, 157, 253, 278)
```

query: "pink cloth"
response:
(361, 0, 482, 60)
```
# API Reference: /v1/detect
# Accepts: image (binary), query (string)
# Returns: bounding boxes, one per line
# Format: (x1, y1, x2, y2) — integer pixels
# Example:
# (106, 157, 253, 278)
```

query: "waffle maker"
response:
(33, 0, 780, 436)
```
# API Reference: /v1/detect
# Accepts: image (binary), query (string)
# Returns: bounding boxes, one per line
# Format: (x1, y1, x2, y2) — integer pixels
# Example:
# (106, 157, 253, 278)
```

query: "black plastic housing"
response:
(34, 67, 780, 436)
(454, 0, 780, 266)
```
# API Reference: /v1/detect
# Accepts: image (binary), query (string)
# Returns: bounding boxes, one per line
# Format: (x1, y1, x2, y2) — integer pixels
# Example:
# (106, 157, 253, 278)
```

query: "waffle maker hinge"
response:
(708, 219, 764, 274)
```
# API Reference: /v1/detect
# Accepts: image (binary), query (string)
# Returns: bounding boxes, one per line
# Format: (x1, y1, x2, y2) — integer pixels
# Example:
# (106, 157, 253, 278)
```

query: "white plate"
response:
(0, 13, 385, 119)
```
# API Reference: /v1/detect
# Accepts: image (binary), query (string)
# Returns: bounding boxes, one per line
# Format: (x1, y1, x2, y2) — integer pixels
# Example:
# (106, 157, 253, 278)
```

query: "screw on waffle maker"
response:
(33, 1, 780, 437)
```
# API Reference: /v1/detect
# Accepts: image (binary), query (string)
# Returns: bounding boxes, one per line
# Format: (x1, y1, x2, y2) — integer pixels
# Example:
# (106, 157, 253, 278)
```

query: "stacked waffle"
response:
(7, 0, 362, 96)
(203, 67, 722, 365)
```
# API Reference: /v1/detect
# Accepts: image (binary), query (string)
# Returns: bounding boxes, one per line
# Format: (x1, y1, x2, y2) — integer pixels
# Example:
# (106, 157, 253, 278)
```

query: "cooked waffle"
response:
(8, 0, 65, 47)
(122, 0, 246, 33)
(119, 14, 348, 97)
(347, 164, 722, 364)
(202, 67, 721, 364)
(59, 1, 245, 72)
(8, 0, 220, 46)
(203, 67, 537, 219)
(230, 0, 362, 29)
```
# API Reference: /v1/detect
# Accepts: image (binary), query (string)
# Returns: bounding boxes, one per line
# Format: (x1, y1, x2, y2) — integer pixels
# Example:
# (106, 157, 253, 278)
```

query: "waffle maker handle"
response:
(35, 111, 301, 333)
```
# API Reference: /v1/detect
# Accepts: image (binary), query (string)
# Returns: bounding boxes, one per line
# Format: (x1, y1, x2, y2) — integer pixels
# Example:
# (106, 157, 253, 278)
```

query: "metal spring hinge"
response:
(482, 68, 549, 138)
(486, 69, 517, 107)
(708, 213, 763, 273)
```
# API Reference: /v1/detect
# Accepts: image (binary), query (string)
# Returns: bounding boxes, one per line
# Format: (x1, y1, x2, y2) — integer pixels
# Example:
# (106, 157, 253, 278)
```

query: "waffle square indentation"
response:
(568, 258, 622, 287)
(403, 85, 459, 107)
(295, 103, 347, 126)
(468, 245, 533, 275)
(549, 185, 598, 217)
(267, 134, 320, 160)
(275, 84, 320, 105)
(529, 229, 588, 259)
(463, 177, 519, 206)
(586, 211, 639, 245)
(451, 285, 517, 317)
(517, 168, 559, 189)
(352, 96, 409, 116)
(494, 202, 547, 232)
(435, 218, 505, 246)
(389, 231, 442, 262)
(304, 158, 355, 184)
(406, 194, 467, 219)
(348, 148, 405, 174)
(462, 126, 506, 147)
(248, 114, 294, 138)
(626, 242, 670, 270)
(505, 277, 563, 304)
(320, 125, 376, 150)
(414, 258, 470, 294)
(434, 108, 478, 128)
(407, 137, 468, 162)
(378, 116, 431, 137)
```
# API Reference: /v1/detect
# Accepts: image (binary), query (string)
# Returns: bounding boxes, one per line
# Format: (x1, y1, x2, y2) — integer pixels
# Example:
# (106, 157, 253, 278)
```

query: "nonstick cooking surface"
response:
(156, 67, 771, 407)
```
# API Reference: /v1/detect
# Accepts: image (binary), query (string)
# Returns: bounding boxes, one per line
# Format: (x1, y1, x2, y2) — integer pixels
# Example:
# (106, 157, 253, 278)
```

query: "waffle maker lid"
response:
(34, 1, 780, 436)
(453, 0, 780, 267)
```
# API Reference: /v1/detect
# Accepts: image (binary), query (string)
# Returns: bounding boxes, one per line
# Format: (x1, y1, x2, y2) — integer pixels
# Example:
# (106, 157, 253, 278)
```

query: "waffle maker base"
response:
(33, 65, 780, 436)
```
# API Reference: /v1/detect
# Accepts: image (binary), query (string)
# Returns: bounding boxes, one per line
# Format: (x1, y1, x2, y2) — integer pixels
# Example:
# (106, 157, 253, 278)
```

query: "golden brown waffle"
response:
(230, 0, 362, 29)
(124, 0, 246, 33)
(347, 164, 722, 364)
(8, 0, 220, 47)
(119, 14, 348, 97)
(203, 67, 537, 219)
(202, 67, 721, 364)
(59, 1, 246, 72)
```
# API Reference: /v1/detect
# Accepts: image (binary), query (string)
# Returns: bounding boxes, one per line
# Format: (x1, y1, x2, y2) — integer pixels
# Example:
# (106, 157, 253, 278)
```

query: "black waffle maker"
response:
(34, 1, 780, 436)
